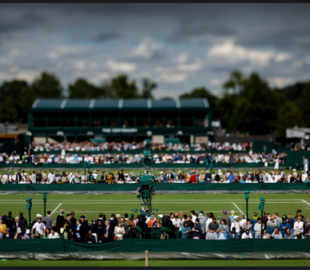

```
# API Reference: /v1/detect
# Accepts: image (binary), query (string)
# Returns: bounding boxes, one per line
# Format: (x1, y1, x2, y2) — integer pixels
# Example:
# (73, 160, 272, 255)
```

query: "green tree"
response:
(276, 101, 303, 136)
(179, 87, 219, 118)
(30, 72, 63, 98)
(140, 78, 157, 99)
(296, 81, 310, 127)
(105, 74, 139, 99)
(223, 70, 244, 94)
(68, 78, 103, 98)
(0, 80, 32, 123)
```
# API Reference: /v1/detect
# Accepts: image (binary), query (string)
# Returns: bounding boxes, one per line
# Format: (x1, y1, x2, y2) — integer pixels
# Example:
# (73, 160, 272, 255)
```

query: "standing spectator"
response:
(36, 170, 42, 184)
(266, 216, 278, 237)
(103, 220, 113, 243)
(80, 215, 89, 240)
(42, 211, 54, 231)
(181, 222, 191, 239)
(254, 218, 264, 238)
(294, 216, 304, 236)
(303, 156, 309, 173)
(6, 211, 14, 231)
(219, 210, 230, 226)
(56, 209, 65, 233)
(19, 212, 28, 234)
(230, 216, 240, 239)
(114, 222, 125, 240)
(250, 212, 259, 237)
(70, 211, 77, 236)
(48, 171, 55, 183)
(206, 217, 219, 239)
(192, 219, 201, 239)
(262, 212, 268, 229)
(31, 216, 46, 238)
(10, 216, 23, 238)
(16, 169, 22, 183)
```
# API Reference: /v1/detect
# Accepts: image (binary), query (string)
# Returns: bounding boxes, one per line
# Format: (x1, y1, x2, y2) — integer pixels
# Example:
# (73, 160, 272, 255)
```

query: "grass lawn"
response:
(0, 193, 309, 221)
(0, 259, 310, 267)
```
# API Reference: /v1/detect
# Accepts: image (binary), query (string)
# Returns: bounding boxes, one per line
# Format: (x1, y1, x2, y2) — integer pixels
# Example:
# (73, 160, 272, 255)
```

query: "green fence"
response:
(0, 183, 308, 192)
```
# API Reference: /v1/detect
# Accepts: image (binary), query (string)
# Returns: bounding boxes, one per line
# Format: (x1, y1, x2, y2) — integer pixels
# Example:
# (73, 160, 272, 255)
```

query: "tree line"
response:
(0, 71, 309, 136)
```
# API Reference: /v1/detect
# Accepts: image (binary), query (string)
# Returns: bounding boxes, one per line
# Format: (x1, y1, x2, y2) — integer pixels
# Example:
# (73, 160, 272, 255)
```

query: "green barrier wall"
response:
(0, 163, 284, 170)
(0, 183, 308, 192)
(286, 151, 310, 170)
(0, 238, 309, 254)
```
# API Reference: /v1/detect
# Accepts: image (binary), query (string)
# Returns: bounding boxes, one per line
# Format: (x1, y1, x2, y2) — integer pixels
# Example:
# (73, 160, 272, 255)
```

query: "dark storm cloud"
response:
(0, 12, 47, 34)
(93, 32, 121, 42)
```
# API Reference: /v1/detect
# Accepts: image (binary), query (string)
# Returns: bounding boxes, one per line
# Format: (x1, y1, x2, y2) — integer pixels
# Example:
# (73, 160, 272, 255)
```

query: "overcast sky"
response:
(0, 3, 310, 98)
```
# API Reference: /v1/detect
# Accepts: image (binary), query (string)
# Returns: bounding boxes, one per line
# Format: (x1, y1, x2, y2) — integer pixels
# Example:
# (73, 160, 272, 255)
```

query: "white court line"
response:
(0, 202, 303, 204)
(51, 203, 62, 215)
(62, 210, 232, 213)
(233, 203, 245, 215)
(302, 199, 310, 206)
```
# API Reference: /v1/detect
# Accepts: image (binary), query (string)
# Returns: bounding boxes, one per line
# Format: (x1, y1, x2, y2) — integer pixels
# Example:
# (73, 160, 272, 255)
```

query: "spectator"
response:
(219, 210, 230, 227)
(272, 229, 283, 239)
(23, 229, 31, 239)
(80, 215, 89, 240)
(241, 229, 252, 239)
(279, 217, 291, 237)
(0, 218, 7, 238)
(284, 229, 293, 239)
(230, 216, 240, 239)
(31, 216, 46, 239)
(192, 219, 201, 239)
(181, 221, 191, 239)
(217, 227, 228, 240)
(48, 229, 60, 239)
(19, 212, 28, 234)
(266, 216, 278, 237)
(43, 211, 54, 231)
(262, 229, 270, 239)
(114, 221, 125, 240)
(11, 216, 23, 238)
(56, 209, 65, 233)
(84, 230, 96, 243)
(229, 211, 235, 223)
(293, 216, 304, 236)
(254, 218, 264, 238)
(206, 217, 218, 240)
(250, 212, 258, 237)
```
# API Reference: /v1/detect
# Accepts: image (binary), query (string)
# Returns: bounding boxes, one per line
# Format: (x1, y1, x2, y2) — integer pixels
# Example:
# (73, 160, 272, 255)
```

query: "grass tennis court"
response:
(1, 193, 310, 221)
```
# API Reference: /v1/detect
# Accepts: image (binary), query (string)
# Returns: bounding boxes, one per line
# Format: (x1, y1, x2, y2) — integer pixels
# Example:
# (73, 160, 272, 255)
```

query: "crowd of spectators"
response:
(289, 141, 310, 151)
(30, 141, 251, 152)
(1, 209, 309, 241)
(1, 168, 310, 184)
(0, 151, 287, 166)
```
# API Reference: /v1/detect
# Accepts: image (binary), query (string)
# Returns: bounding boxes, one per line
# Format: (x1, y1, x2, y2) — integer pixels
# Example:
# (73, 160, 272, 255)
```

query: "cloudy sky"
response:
(0, 3, 310, 98)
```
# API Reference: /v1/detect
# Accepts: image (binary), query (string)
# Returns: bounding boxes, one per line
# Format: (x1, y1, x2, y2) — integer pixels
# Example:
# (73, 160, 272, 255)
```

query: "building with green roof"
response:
(28, 98, 212, 143)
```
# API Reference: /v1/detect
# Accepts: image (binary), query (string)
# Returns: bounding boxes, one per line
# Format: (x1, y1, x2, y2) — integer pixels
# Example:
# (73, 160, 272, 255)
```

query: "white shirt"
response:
(294, 221, 304, 232)
(206, 218, 212, 230)
(241, 232, 253, 239)
(32, 222, 46, 235)
(191, 215, 197, 223)
(48, 173, 55, 182)
(302, 173, 308, 182)
(172, 218, 182, 228)
(230, 221, 240, 233)
(239, 219, 247, 229)
(48, 232, 60, 239)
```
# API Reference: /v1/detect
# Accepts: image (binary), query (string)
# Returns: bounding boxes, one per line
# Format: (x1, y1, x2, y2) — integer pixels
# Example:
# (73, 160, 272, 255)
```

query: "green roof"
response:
(31, 98, 209, 111)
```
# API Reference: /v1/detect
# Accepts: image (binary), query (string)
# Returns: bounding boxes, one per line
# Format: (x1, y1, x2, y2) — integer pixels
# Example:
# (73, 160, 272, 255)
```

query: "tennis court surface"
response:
(1, 194, 309, 220)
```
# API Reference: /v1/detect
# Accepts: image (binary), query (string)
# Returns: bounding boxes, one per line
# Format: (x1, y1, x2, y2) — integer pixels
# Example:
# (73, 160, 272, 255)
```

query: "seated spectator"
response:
(48, 229, 60, 239)
(272, 229, 282, 239)
(217, 227, 228, 240)
(262, 229, 270, 239)
(266, 216, 277, 237)
(283, 229, 293, 239)
(84, 230, 96, 243)
(23, 229, 31, 239)
(241, 229, 252, 239)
